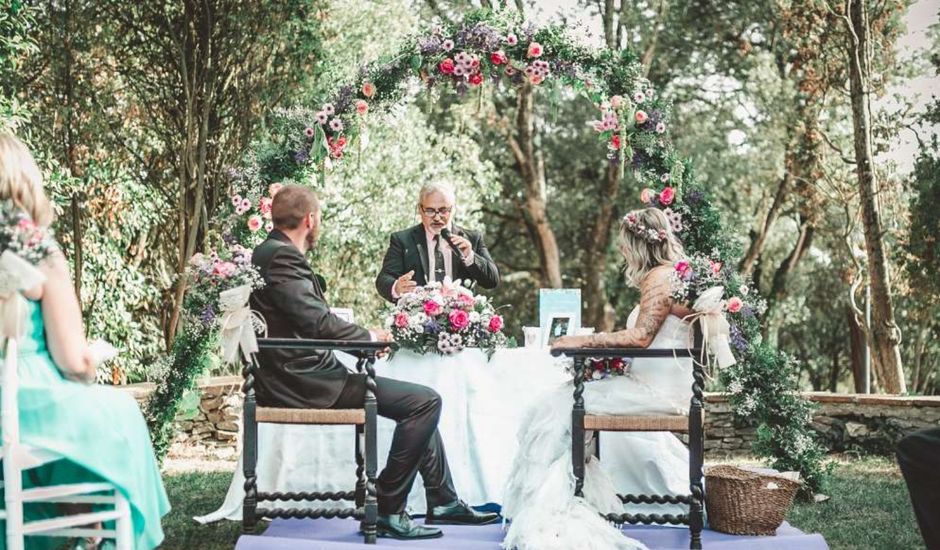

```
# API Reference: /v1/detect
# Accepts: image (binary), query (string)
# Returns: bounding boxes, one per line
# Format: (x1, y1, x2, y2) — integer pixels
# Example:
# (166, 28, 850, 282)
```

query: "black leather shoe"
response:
(425, 500, 499, 525)
(375, 513, 443, 539)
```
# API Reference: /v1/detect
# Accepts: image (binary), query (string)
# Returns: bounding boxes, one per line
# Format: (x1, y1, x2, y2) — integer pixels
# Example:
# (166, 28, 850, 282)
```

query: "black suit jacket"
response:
(375, 224, 499, 303)
(250, 230, 371, 408)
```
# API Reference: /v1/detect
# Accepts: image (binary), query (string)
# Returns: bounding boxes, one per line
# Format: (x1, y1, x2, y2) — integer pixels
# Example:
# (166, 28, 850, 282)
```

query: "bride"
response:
(502, 207, 694, 550)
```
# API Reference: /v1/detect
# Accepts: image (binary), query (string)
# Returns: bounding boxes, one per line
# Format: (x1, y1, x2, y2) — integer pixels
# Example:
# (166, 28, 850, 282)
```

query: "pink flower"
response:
(527, 42, 543, 58)
(449, 309, 470, 331)
(322, 103, 335, 115)
(212, 261, 236, 277)
(659, 186, 675, 206)
(361, 81, 376, 98)
(675, 260, 692, 277)
(268, 182, 283, 197)
(727, 297, 744, 313)
(457, 293, 475, 308)
(442, 39, 455, 51)
(640, 188, 652, 203)
(635, 110, 648, 124)
(505, 34, 518, 46)
(504, 66, 516, 76)
(394, 312, 410, 328)
(231, 194, 242, 207)
(240, 198, 251, 210)
(490, 50, 507, 65)
(424, 300, 442, 316)
(656, 122, 666, 134)
(610, 134, 621, 150)
(439, 58, 456, 74)
(329, 118, 344, 132)
(265, 221, 274, 232)
(487, 315, 504, 333)
(355, 99, 369, 116)
(528, 73, 544, 85)
(316, 111, 328, 124)
(304, 126, 315, 138)
(247, 215, 263, 232)
(468, 73, 483, 86)
(592, 121, 605, 132)
(259, 197, 273, 215)
(633, 91, 645, 103)
(710, 261, 722, 275)
(610, 95, 624, 109)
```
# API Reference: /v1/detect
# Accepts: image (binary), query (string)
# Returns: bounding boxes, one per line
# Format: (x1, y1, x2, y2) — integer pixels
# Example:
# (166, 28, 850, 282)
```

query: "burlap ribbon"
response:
(218, 284, 258, 364)
(681, 286, 737, 369)
(0, 250, 46, 339)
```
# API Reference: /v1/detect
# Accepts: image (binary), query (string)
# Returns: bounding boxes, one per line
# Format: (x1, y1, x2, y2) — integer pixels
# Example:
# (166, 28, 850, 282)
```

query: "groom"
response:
(250, 185, 498, 539)
(376, 182, 499, 302)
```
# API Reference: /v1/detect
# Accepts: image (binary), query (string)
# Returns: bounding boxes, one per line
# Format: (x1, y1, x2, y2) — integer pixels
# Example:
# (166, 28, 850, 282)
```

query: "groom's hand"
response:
(370, 328, 393, 358)
(393, 270, 417, 296)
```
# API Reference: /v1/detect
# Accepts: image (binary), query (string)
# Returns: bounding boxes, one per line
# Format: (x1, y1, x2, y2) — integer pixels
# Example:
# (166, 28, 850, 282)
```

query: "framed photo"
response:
(544, 313, 575, 347)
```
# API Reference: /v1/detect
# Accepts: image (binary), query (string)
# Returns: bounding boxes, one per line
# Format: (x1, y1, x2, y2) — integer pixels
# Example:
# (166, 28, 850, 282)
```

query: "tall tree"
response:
(842, 0, 906, 393)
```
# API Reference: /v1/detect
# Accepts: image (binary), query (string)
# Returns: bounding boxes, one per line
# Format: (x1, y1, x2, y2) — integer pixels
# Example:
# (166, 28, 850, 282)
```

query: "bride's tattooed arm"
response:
(551, 266, 674, 350)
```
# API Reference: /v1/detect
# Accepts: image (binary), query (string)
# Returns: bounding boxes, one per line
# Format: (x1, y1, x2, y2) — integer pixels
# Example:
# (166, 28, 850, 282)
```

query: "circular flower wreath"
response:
(148, 9, 830, 491)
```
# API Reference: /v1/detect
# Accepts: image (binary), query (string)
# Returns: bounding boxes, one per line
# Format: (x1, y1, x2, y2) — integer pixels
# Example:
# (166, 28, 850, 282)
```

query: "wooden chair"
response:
(551, 321, 706, 550)
(240, 337, 395, 544)
(1, 337, 133, 550)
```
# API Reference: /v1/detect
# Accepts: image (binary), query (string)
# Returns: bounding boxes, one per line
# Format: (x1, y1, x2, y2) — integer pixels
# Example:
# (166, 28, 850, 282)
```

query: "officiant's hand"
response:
(448, 234, 473, 258)
(394, 270, 418, 296)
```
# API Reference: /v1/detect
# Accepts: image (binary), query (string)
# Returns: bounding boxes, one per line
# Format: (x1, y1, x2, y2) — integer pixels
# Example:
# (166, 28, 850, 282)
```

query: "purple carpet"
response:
(235, 518, 828, 549)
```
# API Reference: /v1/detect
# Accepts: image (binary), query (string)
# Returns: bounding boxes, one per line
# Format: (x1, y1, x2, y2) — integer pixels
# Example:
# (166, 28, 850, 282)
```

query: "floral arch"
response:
(145, 9, 828, 492)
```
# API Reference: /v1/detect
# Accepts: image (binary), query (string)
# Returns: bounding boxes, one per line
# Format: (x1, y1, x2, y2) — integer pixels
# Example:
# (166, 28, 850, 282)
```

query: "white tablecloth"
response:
(195, 348, 572, 523)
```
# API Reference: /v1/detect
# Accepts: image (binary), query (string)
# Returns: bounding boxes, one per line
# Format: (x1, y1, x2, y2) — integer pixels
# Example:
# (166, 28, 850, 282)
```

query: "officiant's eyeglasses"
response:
(421, 206, 453, 217)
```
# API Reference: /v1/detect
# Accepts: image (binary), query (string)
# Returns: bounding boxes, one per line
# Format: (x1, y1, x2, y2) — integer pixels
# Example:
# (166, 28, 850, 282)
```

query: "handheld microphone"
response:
(440, 228, 467, 261)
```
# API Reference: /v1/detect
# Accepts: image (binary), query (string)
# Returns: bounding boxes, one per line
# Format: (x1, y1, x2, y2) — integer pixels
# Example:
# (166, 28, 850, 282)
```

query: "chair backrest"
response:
(1, 337, 20, 457)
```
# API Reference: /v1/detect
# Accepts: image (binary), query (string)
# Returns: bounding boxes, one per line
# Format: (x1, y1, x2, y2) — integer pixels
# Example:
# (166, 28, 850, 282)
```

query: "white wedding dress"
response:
(501, 307, 693, 550)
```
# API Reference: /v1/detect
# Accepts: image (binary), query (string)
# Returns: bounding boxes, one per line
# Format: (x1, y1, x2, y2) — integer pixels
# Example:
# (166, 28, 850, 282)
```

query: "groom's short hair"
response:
(272, 184, 319, 229)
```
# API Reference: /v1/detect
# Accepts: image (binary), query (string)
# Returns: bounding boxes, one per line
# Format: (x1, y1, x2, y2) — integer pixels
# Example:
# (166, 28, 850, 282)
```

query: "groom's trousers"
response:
(896, 427, 940, 550)
(334, 374, 458, 515)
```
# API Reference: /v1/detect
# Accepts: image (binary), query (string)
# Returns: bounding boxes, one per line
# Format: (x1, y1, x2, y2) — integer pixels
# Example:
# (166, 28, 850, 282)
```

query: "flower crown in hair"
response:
(622, 212, 667, 243)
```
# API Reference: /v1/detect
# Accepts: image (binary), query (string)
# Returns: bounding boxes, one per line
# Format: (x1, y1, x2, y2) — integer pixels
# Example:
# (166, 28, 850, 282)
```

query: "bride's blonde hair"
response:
(0, 133, 54, 227)
(619, 207, 684, 288)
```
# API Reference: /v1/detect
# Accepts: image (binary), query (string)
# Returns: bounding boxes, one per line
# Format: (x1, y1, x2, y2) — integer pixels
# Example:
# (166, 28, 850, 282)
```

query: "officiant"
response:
(376, 182, 499, 302)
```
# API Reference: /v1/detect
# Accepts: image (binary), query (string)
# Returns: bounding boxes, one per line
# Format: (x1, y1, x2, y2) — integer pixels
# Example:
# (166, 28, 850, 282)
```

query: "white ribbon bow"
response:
(218, 284, 259, 364)
(684, 286, 736, 369)
(0, 250, 46, 338)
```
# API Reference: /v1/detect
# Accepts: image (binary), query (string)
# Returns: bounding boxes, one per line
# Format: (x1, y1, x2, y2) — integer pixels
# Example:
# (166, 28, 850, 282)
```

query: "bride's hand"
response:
(550, 335, 585, 350)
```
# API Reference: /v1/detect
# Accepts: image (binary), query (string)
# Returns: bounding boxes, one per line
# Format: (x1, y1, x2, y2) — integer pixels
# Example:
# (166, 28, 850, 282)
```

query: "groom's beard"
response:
(304, 226, 319, 251)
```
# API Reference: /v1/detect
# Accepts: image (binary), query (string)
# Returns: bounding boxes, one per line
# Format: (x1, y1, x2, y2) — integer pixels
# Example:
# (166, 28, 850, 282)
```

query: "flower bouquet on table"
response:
(385, 280, 507, 358)
(571, 356, 634, 383)
(183, 244, 265, 340)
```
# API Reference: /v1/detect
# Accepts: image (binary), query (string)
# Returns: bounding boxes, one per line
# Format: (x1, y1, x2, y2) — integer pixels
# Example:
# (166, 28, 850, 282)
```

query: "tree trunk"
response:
(846, 0, 905, 393)
(739, 167, 792, 276)
(506, 85, 562, 288)
(847, 305, 867, 393)
(581, 162, 620, 332)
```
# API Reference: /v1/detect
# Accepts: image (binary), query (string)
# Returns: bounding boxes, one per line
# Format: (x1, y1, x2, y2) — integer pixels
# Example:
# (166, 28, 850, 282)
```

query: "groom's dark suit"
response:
(375, 224, 499, 303)
(251, 230, 457, 514)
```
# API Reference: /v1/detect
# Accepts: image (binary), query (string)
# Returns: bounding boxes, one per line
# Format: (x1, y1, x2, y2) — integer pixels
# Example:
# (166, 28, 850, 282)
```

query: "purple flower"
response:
(729, 323, 749, 353)
(221, 231, 236, 245)
(294, 150, 309, 163)
(685, 190, 705, 205)
(632, 150, 650, 169)
(420, 36, 442, 55)
(200, 305, 216, 326)
(424, 319, 441, 335)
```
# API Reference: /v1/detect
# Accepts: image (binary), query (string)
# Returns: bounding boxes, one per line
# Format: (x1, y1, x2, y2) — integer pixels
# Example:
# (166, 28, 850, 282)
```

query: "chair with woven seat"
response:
(240, 337, 395, 544)
(551, 321, 706, 550)
(1, 337, 133, 550)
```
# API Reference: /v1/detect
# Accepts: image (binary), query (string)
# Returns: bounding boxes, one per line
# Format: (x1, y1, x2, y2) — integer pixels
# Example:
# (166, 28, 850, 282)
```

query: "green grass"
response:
(161, 456, 923, 550)
(788, 456, 923, 550)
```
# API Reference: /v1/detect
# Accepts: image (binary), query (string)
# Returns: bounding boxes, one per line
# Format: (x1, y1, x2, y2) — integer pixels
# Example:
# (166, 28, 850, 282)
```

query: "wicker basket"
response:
(704, 465, 802, 536)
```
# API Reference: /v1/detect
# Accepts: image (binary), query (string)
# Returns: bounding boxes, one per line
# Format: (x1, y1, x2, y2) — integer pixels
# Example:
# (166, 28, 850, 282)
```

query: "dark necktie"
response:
(433, 234, 446, 282)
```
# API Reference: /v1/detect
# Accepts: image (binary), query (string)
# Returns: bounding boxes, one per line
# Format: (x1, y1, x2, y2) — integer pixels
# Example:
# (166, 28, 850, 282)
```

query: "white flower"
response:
(728, 380, 743, 395)
(469, 311, 481, 323)
(322, 103, 335, 115)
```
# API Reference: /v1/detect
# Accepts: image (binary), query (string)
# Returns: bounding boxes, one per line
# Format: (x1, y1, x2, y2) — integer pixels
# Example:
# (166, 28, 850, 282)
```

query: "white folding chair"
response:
(1, 337, 133, 550)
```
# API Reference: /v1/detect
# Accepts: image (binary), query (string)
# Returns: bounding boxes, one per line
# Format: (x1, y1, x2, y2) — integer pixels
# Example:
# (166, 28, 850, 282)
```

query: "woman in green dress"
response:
(0, 133, 170, 549)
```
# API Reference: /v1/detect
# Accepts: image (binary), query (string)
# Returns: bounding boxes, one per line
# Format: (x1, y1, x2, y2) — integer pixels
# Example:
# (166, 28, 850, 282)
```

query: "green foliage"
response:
(905, 147, 940, 306)
(145, 328, 219, 461)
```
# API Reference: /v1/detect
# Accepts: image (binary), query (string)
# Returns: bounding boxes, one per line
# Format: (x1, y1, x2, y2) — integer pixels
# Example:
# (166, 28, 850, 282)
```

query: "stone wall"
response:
(123, 377, 940, 459)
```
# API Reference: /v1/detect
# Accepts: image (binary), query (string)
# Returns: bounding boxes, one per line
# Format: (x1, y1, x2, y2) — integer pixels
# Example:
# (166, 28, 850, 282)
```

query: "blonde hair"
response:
(619, 207, 684, 287)
(0, 133, 54, 227)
